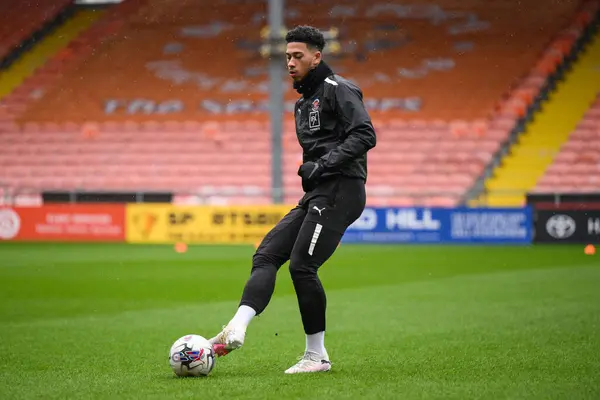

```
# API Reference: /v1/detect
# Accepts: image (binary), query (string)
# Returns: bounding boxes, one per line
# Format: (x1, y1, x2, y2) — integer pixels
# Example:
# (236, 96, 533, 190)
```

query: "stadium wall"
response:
(527, 193, 600, 244)
(0, 204, 535, 245)
(5, 195, 599, 244)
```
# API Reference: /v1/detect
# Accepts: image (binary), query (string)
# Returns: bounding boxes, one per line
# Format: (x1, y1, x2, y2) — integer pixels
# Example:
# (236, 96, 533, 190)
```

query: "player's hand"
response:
(298, 161, 324, 192)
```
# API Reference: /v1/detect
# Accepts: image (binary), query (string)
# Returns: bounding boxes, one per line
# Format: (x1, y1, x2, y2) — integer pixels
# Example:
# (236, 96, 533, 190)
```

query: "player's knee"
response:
(289, 258, 316, 281)
(252, 252, 282, 272)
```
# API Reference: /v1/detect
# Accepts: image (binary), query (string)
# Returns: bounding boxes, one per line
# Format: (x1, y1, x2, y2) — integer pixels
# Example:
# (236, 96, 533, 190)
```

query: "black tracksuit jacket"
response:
(292, 61, 377, 184)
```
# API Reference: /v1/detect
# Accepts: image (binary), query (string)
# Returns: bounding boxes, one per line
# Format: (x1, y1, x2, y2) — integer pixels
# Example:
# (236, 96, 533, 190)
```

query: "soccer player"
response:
(209, 25, 377, 374)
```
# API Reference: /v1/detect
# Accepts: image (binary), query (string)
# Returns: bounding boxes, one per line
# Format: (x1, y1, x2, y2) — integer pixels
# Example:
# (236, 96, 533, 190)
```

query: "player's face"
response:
(286, 42, 321, 82)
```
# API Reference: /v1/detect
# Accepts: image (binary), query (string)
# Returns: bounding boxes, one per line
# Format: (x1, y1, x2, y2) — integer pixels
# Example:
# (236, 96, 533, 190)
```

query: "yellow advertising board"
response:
(125, 204, 293, 244)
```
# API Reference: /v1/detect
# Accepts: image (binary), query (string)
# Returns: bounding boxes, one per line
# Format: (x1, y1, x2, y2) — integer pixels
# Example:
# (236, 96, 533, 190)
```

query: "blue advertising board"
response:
(342, 207, 533, 244)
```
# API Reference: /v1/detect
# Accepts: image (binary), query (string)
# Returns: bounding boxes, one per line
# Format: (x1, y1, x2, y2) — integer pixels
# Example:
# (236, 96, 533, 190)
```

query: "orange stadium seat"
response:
(0, 0, 596, 206)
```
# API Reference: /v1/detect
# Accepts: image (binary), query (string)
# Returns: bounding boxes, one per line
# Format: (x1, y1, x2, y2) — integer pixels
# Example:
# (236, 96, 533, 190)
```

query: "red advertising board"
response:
(0, 204, 125, 241)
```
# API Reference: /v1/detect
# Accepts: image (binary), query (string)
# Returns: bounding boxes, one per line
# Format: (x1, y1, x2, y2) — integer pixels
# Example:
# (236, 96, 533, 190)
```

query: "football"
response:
(169, 334, 215, 377)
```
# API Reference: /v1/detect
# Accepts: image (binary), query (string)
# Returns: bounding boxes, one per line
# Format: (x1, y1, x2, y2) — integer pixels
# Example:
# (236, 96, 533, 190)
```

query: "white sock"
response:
(227, 305, 256, 330)
(306, 331, 328, 358)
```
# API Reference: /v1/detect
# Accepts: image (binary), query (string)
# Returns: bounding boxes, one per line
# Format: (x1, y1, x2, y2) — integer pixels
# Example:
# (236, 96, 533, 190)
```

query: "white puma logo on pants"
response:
(312, 206, 326, 216)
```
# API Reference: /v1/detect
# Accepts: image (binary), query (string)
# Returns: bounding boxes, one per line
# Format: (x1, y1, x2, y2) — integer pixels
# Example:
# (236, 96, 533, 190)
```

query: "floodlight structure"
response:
(260, 0, 341, 203)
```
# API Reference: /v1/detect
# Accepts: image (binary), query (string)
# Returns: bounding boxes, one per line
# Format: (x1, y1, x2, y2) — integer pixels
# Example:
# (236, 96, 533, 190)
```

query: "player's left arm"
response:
(318, 82, 377, 170)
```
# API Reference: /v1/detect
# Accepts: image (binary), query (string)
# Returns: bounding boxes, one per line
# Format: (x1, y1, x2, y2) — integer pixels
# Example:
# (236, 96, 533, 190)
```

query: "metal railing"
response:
(4, 182, 590, 207)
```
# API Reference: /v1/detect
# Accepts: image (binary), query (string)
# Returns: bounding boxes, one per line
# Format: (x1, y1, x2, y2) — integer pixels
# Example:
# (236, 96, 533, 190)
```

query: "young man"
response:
(209, 25, 376, 374)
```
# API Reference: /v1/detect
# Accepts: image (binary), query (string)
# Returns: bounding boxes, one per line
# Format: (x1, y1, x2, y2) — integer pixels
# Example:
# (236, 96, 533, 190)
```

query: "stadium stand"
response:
(14, 0, 589, 123)
(0, 0, 73, 64)
(534, 93, 600, 194)
(0, 0, 598, 206)
(0, 9, 102, 101)
(484, 26, 600, 206)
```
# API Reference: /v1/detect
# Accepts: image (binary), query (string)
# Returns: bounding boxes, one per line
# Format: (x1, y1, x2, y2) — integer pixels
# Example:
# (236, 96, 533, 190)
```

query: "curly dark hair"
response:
(285, 25, 326, 52)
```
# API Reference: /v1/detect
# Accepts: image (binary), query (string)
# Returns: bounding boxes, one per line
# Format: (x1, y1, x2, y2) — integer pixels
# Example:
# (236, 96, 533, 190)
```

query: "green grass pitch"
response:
(0, 243, 599, 399)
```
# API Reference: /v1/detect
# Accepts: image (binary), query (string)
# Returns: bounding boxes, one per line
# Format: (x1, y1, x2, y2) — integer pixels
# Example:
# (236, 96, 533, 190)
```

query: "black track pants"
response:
(239, 176, 366, 334)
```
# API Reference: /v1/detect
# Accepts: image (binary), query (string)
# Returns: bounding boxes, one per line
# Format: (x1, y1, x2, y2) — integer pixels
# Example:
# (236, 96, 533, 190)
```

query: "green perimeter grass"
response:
(0, 243, 599, 399)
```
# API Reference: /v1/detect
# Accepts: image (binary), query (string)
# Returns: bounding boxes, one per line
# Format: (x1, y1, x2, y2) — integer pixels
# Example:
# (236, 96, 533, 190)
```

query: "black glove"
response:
(298, 161, 324, 192)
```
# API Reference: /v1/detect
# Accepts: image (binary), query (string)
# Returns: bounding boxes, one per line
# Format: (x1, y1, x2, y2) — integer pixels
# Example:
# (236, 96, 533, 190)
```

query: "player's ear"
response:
(312, 51, 321, 67)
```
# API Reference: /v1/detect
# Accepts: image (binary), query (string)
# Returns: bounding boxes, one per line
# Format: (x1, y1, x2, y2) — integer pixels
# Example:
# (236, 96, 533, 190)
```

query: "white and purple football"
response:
(169, 334, 215, 377)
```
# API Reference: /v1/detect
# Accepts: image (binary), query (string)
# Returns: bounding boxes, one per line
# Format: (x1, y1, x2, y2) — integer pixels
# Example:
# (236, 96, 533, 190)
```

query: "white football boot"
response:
(208, 325, 245, 357)
(284, 351, 332, 374)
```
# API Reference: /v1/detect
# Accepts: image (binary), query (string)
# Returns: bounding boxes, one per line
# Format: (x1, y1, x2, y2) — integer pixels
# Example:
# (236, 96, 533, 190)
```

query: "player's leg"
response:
(209, 205, 307, 356)
(284, 220, 343, 373)
(284, 177, 366, 374)
(238, 206, 307, 317)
